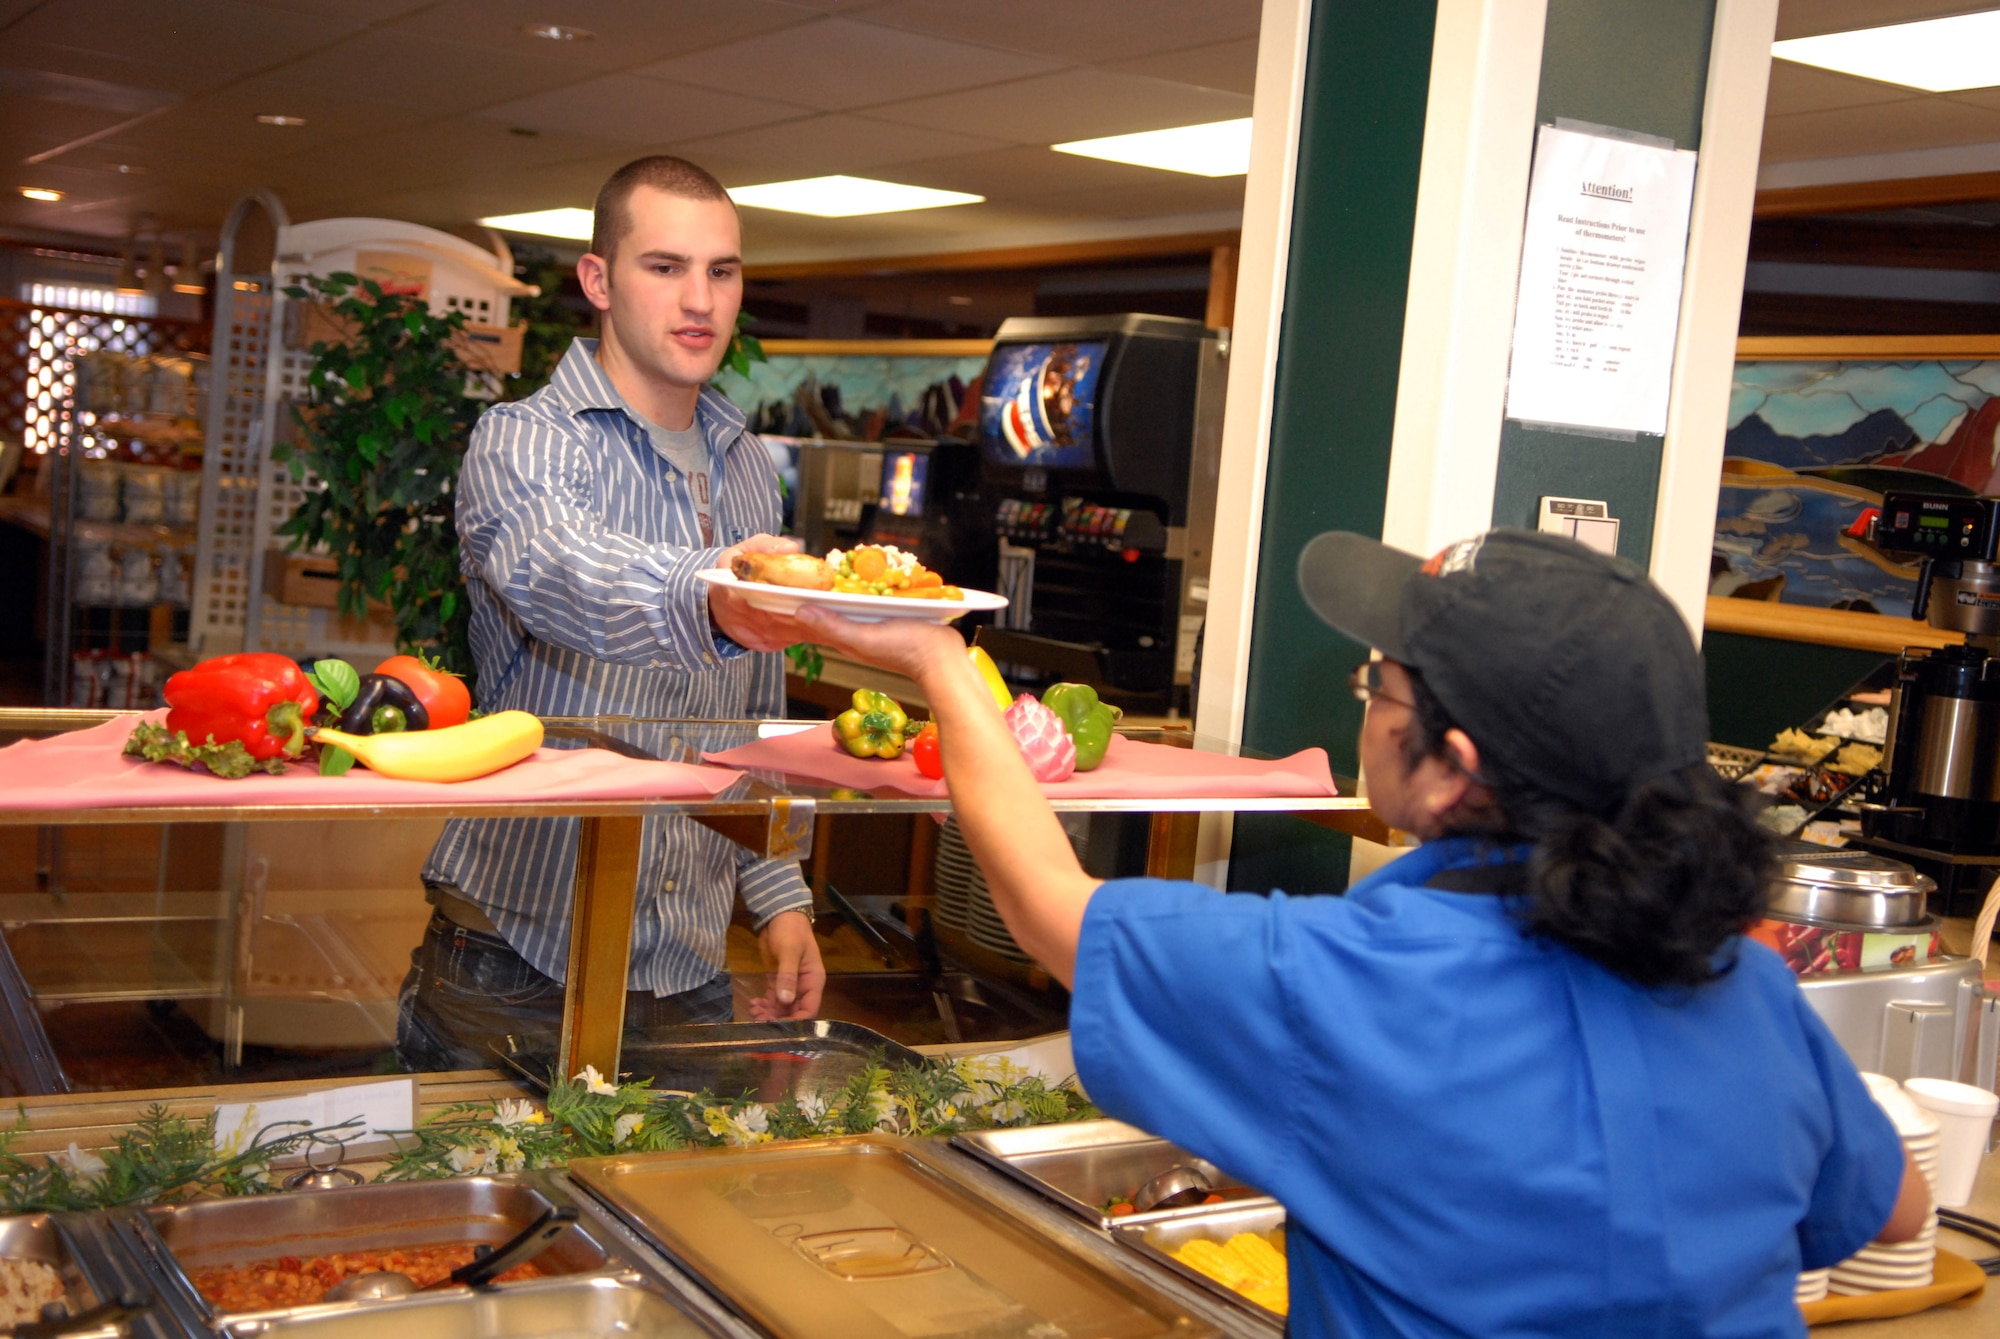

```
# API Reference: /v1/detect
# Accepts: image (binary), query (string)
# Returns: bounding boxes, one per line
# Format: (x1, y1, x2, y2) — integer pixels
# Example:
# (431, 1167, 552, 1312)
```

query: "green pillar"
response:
(1231, 1, 1438, 893)
(1489, 0, 1717, 563)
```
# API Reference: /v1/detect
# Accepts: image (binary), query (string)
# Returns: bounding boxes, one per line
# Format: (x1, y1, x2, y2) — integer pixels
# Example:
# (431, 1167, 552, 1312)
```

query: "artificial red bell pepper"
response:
(163, 653, 318, 761)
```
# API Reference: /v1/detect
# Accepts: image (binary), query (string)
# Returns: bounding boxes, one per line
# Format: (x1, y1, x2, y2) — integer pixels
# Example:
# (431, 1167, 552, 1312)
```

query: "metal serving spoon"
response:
(322, 1206, 578, 1303)
(1132, 1164, 1215, 1213)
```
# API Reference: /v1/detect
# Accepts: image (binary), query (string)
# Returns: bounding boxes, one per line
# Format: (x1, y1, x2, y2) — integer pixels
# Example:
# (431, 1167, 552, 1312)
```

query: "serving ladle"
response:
(322, 1206, 578, 1303)
(1132, 1164, 1215, 1214)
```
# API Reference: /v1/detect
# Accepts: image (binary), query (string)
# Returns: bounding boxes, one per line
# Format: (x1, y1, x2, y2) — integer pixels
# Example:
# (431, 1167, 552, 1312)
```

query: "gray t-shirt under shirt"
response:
(639, 415, 714, 545)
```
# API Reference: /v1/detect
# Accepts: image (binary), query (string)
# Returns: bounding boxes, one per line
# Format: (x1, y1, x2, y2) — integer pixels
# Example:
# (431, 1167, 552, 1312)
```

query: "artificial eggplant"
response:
(337, 673, 431, 735)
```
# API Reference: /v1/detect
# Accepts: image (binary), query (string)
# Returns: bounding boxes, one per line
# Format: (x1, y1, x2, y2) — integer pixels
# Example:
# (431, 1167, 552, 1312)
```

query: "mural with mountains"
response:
(1717, 360, 2000, 618)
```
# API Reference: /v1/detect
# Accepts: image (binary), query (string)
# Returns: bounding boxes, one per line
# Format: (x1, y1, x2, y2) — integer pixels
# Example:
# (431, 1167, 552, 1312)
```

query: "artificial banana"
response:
(312, 711, 543, 782)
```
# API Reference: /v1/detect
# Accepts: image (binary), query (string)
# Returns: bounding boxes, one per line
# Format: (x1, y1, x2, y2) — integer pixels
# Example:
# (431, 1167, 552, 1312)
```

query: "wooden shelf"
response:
(1704, 595, 1962, 655)
(0, 495, 196, 550)
(1735, 335, 2000, 361)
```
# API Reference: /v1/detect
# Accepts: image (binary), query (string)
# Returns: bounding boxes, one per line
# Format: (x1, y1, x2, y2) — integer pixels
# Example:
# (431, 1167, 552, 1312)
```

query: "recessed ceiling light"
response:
(521, 22, 593, 41)
(256, 113, 307, 126)
(19, 187, 63, 202)
(1773, 11, 2000, 92)
(727, 175, 983, 218)
(106, 163, 144, 175)
(479, 207, 594, 240)
(1052, 119, 1252, 176)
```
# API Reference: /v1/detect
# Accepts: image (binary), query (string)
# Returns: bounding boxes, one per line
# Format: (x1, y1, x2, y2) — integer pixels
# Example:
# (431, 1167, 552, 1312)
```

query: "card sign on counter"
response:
(1504, 124, 1698, 436)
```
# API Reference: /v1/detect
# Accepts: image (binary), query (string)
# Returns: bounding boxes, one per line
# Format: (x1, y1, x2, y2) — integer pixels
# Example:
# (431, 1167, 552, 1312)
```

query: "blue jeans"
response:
(395, 913, 732, 1074)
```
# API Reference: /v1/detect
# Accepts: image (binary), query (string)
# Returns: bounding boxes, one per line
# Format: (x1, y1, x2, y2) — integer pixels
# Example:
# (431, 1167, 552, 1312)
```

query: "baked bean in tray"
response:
(190, 1245, 545, 1311)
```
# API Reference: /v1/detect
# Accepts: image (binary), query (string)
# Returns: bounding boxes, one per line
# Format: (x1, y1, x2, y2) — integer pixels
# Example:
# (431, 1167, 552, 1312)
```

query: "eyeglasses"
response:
(1347, 661, 1416, 712)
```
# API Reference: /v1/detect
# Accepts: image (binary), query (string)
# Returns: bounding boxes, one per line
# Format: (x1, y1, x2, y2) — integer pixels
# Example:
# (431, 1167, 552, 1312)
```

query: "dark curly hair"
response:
(1398, 664, 1774, 989)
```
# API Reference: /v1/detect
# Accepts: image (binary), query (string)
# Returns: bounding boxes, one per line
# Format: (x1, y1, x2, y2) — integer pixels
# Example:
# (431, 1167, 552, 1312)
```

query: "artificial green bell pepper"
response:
(1042, 683, 1122, 771)
(833, 689, 910, 760)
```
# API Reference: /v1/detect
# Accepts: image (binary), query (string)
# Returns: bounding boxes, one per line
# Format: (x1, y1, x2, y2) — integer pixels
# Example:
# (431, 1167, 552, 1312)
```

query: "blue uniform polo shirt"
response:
(1071, 836, 1904, 1339)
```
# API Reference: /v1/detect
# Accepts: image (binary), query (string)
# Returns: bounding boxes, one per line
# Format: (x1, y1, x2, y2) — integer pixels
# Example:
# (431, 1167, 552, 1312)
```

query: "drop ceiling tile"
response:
(1104, 38, 1259, 96)
(1760, 97, 2000, 162)
(1939, 86, 2000, 113)
(478, 73, 809, 144)
(1765, 60, 1923, 116)
(5, 0, 361, 84)
(673, 113, 1011, 182)
(261, 120, 626, 200)
(385, 0, 823, 69)
(0, 99, 136, 157)
(1037, 175, 1247, 220)
(858, 0, 1261, 62)
(858, 69, 1250, 143)
(243, 0, 435, 20)
(857, 142, 1203, 203)
(1774, 0, 1989, 42)
(251, 30, 595, 116)
(104, 85, 420, 164)
(635, 18, 1060, 112)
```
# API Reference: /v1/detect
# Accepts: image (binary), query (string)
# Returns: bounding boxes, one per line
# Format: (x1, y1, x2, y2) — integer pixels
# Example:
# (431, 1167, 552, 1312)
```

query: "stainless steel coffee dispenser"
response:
(1863, 493, 2000, 915)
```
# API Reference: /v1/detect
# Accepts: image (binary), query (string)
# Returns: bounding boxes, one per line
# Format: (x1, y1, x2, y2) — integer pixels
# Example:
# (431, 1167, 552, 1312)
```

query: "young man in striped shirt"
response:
(396, 156, 824, 1073)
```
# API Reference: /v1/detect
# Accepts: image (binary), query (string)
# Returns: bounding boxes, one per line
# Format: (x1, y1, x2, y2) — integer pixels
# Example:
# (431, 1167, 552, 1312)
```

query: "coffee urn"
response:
(1862, 493, 2000, 915)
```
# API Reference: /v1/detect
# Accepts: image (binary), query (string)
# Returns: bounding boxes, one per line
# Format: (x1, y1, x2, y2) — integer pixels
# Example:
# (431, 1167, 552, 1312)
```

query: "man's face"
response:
(1357, 657, 1422, 832)
(594, 186, 743, 392)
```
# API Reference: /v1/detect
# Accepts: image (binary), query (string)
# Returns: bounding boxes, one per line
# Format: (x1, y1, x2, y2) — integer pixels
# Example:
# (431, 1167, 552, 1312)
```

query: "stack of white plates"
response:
(1794, 1268, 1830, 1305)
(1829, 1075, 1944, 1295)
(931, 819, 976, 931)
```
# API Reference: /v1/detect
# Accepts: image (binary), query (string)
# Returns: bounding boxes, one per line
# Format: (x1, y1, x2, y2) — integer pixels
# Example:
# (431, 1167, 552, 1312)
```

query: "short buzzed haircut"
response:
(590, 155, 734, 261)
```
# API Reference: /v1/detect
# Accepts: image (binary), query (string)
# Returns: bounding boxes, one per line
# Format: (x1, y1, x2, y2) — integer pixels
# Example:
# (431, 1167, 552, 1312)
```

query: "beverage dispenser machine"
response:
(967, 314, 1226, 705)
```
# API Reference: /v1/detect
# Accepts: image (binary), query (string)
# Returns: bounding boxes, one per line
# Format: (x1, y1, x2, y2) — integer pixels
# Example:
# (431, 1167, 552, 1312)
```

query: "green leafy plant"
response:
(378, 1054, 1094, 1180)
(722, 308, 765, 382)
(276, 273, 481, 680)
(0, 1106, 354, 1212)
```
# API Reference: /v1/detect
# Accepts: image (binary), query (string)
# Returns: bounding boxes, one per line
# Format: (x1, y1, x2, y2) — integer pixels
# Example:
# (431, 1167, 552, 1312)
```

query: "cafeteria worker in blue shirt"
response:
(397, 156, 826, 1073)
(794, 528, 1931, 1338)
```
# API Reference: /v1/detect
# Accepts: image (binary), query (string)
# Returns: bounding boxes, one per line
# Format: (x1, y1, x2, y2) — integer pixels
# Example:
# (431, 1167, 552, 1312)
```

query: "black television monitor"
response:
(978, 340, 1107, 471)
(878, 449, 930, 519)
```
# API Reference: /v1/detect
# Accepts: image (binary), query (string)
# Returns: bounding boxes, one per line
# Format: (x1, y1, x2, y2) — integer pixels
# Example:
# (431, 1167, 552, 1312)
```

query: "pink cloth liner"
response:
(704, 725, 1338, 801)
(0, 713, 741, 811)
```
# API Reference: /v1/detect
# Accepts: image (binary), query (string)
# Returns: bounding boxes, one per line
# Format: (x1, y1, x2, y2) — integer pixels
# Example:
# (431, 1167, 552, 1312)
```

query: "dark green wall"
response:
(1489, 0, 1717, 566)
(1231, 0, 1726, 893)
(1704, 632, 1890, 750)
(1229, 0, 1438, 894)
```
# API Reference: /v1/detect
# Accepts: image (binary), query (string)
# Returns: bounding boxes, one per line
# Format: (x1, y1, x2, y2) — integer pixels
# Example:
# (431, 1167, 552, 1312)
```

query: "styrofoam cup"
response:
(1903, 1078, 1999, 1208)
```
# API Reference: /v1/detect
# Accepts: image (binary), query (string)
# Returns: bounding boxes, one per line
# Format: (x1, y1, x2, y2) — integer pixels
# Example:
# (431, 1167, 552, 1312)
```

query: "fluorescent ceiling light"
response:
(1773, 11, 2000, 92)
(19, 187, 63, 202)
(1052, 118, 1252, 176)
(479, 207, 594, 240)
(726, 175, 982, 217)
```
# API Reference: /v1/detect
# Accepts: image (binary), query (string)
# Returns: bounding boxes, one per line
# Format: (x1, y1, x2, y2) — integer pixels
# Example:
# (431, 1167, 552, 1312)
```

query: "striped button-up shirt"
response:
(423, 339, 811, 995)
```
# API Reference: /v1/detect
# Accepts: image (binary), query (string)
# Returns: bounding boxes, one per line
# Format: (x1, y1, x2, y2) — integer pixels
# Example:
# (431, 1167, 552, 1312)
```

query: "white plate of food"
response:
(699, 545, 1007, 624)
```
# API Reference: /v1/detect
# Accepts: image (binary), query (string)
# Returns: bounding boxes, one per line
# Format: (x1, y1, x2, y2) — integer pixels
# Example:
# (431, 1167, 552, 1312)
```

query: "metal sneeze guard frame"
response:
(0, 709, 1376, 1083)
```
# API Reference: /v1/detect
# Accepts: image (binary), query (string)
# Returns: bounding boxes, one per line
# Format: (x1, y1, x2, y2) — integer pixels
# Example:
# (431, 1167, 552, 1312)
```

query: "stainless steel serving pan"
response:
(212, 1275, 713, 1339)
(1111, 1202, 1288, 1326)
(951, 1119, 1276, 1229)
(134, 1176, 613, 1321)
(0, 1214, 112, 1337)
(569, 1135, 1221, 1339)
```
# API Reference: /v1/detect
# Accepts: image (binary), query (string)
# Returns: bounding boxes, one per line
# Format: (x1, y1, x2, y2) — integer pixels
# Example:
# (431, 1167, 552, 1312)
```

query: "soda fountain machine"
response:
(962, 314, 1226, 706)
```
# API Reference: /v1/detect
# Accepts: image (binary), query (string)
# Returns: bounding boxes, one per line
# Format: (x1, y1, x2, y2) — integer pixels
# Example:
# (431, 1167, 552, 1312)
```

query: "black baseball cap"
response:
(1296, 529, 1708, 812)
